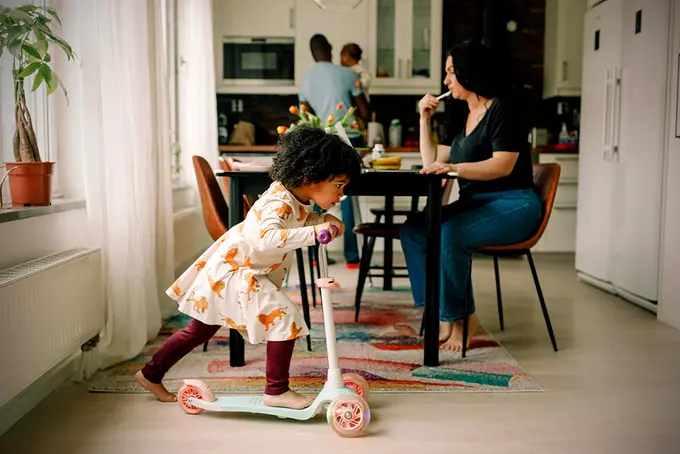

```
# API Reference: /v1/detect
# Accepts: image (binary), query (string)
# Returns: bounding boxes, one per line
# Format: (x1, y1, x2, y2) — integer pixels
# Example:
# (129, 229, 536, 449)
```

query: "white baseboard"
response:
(0, 351, 79, 437)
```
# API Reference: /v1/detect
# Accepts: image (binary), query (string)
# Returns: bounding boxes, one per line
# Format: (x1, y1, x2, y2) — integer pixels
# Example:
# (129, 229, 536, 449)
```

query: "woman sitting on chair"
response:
(401, 40, 542, 351)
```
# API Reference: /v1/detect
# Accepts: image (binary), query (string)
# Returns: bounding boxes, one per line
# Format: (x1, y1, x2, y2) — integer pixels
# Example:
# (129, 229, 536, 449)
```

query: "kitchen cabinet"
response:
(213, 0, 296, 38)
(294, 0, 370, 86)
(543, 0, 587, 98)
(533, 153, 579, 253)
(658, 0, 680, 330)
(367, 0, 443, 95)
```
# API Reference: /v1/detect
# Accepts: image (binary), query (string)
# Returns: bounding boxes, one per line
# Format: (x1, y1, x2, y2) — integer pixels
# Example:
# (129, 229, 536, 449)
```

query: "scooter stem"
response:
(317, 241, 343, 388)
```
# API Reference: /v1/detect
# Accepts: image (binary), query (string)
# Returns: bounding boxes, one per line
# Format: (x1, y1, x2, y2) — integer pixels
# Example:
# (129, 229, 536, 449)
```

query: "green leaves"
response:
(1, 4, 75, 100)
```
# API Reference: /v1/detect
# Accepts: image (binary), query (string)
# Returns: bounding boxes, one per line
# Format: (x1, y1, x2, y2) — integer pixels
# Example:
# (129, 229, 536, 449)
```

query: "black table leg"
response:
(424, 179, 442, 367)
(296, 249, 312, 351)
(228, 177, 245, 367)
(383, 195, 394, 290)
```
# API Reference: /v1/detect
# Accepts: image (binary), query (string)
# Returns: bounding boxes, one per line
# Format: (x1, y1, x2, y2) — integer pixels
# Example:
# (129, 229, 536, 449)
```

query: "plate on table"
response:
(230, 160, 271, 172)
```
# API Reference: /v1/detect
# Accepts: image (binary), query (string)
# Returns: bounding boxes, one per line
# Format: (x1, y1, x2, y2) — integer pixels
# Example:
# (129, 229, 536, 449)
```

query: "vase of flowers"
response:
(277, 102, 358, 135)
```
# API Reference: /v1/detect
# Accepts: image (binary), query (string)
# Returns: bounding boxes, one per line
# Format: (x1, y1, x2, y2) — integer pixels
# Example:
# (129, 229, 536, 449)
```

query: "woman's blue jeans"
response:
(399, 188, 542, 322)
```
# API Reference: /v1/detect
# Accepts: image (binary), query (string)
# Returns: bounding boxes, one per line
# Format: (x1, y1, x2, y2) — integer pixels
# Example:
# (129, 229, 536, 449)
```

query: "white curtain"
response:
(52, 0, 175, 376)
(177, 0, 219, 177)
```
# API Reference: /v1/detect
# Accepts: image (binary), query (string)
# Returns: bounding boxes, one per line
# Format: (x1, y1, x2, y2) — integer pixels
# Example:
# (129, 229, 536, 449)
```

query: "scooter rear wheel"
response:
(342, 373, 370, 400)
(178, 382, 214, 415)
(327, 394, 370, 438)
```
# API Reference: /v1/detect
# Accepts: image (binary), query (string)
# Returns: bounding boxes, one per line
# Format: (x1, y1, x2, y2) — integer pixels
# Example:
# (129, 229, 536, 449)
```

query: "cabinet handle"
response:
(562, 60, 568, 82)
(407, 59, 411, 78)
(289, 7, 294, 28)
(398, 59, 403, 78)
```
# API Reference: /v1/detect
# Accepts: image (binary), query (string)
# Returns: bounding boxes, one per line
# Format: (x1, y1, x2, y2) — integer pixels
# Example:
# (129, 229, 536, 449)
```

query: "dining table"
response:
(215, 167, 456, 368)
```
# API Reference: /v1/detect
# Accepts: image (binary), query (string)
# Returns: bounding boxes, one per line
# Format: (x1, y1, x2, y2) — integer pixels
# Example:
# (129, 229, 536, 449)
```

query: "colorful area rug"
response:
(88, 287, 543, 394)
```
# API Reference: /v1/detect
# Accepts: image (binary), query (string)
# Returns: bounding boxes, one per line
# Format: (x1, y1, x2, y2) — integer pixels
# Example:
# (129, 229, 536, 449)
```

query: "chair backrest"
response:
(193, 155, 229, 241)
(524, 162, 561, 248)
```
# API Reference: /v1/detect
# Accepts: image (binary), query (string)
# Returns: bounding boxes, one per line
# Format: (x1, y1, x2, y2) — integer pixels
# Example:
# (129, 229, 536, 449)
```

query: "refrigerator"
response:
(576, 0, 671, 312)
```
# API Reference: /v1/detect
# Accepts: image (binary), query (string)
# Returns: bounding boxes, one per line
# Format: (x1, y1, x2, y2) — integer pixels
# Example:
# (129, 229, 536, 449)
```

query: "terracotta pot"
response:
(4, 162, 55, 207)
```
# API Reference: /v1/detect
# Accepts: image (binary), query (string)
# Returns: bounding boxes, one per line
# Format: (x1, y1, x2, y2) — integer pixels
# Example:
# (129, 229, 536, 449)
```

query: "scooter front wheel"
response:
(177, 381, 215, 415)
(327, 394, 370, 438)
(342, 373, 370, 400)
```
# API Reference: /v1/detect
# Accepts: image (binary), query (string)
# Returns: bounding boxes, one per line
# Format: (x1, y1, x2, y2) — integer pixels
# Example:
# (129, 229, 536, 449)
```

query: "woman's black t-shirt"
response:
(449, 97, 534, 198)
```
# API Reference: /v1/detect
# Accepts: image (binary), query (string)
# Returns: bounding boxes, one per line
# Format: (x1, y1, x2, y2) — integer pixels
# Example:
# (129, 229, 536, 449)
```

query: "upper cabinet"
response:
(213, 0, 296, 38)
(543, 0, 587, 98)
(368, 0, 443, 94)
(294, 0, 370, 86)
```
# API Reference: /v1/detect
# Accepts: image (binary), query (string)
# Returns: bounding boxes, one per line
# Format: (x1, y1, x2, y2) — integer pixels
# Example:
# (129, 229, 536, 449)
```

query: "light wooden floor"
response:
(2, 254, 680, 453)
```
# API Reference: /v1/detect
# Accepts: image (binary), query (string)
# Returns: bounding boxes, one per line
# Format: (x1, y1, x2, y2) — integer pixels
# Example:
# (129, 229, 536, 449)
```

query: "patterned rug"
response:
(88, 286, 544, 394)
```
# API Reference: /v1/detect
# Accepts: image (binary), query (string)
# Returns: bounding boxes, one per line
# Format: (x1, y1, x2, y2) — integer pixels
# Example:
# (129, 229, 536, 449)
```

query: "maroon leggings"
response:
(141, 319, 296, 395)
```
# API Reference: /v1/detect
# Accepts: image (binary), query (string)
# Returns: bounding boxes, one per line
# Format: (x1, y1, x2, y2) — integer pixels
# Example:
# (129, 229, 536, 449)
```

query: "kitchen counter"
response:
(219, 145, 421, 154)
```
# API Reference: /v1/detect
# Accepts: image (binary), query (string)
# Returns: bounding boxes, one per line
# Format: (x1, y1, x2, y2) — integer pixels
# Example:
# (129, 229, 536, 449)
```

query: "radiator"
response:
(0, 248, 105, 407)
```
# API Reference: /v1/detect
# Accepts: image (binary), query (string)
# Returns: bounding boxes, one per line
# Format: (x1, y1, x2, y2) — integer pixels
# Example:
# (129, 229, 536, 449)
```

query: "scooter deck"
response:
(188, 387, 357, 421)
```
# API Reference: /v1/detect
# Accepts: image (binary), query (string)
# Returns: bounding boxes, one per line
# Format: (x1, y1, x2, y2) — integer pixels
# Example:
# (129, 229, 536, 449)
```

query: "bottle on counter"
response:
(558, 123, 570, 144)
(389, 119, 402, 147)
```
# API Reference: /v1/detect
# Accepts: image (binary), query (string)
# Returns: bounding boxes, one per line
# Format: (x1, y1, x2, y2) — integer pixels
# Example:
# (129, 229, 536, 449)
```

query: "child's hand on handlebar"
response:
(314, 219, 343, 241)
(323, 214, 344, 237)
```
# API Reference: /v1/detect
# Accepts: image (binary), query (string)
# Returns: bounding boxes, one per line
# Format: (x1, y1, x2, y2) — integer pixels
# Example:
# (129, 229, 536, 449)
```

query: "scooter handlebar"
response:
(317, 225, 340, 244)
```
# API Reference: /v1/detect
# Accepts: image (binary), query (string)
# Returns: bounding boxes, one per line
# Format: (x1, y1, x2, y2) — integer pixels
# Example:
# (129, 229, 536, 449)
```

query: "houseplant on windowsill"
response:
(0, 4, 74, 207)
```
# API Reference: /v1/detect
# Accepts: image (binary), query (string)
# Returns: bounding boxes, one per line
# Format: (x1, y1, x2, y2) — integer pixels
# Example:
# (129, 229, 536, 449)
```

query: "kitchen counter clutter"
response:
(219, 145, 420, 154)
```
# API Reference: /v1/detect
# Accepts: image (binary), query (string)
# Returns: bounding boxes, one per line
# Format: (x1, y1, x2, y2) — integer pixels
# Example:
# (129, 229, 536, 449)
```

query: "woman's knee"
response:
(399, 216, 426, 244)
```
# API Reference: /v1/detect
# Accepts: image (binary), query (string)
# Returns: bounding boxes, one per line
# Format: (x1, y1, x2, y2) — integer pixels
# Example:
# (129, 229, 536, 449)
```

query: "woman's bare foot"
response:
(135, 370, 176, 402)
(440, 313, 480, 352)
(263, 390, 314, 409)
(439, 321, 454, 342)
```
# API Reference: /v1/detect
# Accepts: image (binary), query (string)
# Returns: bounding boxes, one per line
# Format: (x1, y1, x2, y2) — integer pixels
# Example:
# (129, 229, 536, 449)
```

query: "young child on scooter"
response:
(136, 125, 362, 409)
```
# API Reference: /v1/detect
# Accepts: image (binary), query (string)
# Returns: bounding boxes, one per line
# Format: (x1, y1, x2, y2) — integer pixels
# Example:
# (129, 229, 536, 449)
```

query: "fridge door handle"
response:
(602, 70, 612, 161)
(612, 68, 622, 161)
(676, 54, 680, 138)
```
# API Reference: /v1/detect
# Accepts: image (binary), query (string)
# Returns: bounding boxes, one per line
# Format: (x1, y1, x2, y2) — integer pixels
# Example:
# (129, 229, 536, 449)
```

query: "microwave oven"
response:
(222, 36, 295, 85)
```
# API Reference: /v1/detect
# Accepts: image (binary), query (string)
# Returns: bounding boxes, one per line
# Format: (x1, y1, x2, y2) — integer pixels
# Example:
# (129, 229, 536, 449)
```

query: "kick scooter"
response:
(176, 227, 371, 437)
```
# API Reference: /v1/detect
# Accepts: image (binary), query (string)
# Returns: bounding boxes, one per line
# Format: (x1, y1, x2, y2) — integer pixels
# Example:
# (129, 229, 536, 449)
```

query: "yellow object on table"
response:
(371, 156, 402, 170)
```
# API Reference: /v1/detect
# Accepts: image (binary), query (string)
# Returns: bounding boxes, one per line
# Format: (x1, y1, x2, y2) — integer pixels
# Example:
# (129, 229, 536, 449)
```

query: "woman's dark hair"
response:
(446, 40, 505, 99)
(270, 125, 362, 188)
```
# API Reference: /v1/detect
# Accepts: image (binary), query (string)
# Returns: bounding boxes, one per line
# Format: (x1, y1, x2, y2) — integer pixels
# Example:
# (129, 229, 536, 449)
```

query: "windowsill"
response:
(0, 199, 86, 225)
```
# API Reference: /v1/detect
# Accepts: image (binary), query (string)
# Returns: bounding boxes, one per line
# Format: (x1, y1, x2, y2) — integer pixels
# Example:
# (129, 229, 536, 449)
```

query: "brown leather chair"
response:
(454, 163, 561, 358)
(192, 155, 312, 351)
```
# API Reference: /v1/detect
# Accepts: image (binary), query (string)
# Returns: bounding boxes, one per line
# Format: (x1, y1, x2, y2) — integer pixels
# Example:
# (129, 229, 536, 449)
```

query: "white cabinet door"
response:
(658, 0, 680, 328)
(543, 0, 586, 98)
(213, 0, 296, 38)
(294, 0, 370, 85)
(368, 0, 442, 94)
(575, 0, 622, 282)
(610, 0, 670, 301)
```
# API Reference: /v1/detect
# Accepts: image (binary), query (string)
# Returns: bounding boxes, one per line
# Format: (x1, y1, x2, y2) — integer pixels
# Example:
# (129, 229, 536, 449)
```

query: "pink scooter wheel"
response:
(327, 394, 370, 437)
(342, 372, 370, 400)
(177, 381, 214, 415)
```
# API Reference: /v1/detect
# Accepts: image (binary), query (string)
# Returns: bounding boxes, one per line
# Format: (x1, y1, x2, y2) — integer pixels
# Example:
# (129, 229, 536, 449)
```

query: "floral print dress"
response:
(167, 181, 324, 344)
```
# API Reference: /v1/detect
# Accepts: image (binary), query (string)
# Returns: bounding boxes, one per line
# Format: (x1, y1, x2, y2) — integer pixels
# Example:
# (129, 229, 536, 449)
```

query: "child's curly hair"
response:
(270, 125, 362, 188)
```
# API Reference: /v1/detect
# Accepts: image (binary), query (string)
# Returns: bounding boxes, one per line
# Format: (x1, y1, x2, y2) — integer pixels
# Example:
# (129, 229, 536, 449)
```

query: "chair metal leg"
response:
(354, 236, 376, 322)
(307, 247, 317, 308)
(493, 255, 504, 331)
(461, 274, 471, 358)
(300, 276, 313, 352)
(203, 340, 208, 352)
(526, 251, 558, 352)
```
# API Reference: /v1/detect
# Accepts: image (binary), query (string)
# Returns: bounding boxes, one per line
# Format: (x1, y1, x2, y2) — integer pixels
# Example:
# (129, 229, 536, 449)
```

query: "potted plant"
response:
(0, 4, 74, 207)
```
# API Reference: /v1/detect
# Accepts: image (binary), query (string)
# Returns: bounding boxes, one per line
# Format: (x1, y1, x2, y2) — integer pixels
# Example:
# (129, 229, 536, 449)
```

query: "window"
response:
(0, 0, 57, 207)
(162, 0, 181, 183)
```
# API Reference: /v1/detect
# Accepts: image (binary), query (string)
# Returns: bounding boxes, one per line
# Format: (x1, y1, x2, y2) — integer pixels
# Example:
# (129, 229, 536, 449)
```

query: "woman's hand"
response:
(418, 94, 439, 121)
(420, 161, 457, 175)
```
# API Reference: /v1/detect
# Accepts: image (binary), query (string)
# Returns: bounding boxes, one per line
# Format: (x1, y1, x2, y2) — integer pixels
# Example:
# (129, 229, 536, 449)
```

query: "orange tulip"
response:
(327, 115, 334, 124)
(336, 102, 343, 110)
(276, 126, 288, 135)
(289, 105, 299, 115)
(300, 104, 308, 112)
(350, 123, 358, 129)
